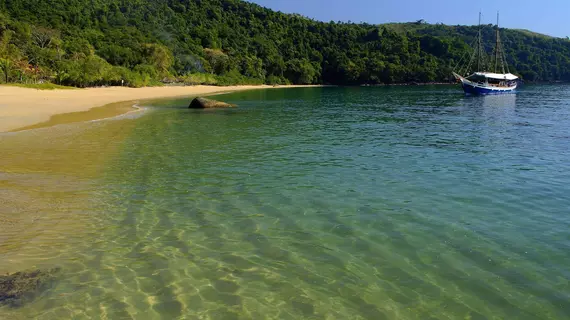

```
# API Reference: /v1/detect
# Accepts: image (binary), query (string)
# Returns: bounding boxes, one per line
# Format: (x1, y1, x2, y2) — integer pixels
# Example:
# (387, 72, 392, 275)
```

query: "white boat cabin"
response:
(465, 72, 518, 87)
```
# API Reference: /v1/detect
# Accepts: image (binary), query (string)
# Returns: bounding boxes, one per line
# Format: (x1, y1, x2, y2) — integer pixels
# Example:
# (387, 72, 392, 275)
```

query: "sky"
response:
(247, 0, 570, 38)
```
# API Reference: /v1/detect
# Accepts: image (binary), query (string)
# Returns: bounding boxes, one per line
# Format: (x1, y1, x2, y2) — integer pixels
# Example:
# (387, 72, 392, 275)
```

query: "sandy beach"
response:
(0, 85, 300, 132)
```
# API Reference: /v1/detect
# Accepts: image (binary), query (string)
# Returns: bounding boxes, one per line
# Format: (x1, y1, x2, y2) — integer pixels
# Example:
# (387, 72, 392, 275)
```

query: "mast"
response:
(477, 11, 482, 72)
(493, 12, 506, 74)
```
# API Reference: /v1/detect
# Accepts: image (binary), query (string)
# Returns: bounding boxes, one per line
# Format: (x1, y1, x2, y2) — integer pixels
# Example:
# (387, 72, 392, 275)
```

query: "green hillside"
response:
(382, 22, 555, 40)
(0, 0, 569, 87)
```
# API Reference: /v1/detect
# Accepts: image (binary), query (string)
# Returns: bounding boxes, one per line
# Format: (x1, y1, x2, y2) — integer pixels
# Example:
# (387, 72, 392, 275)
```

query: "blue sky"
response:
(247, 0, 570, 38)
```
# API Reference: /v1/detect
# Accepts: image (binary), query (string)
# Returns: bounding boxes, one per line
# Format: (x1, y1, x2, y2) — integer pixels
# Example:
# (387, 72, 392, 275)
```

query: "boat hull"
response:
(458, 79, 517, 95)
(452, 73, 518, 95)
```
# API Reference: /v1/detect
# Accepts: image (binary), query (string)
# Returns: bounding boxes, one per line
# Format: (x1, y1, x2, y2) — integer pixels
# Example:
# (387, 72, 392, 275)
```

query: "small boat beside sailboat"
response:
(453, 13, 519, 95)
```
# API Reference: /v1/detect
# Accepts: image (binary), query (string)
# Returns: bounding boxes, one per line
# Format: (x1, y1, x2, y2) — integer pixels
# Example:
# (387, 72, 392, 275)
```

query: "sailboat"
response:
(453, 13, 518, 95)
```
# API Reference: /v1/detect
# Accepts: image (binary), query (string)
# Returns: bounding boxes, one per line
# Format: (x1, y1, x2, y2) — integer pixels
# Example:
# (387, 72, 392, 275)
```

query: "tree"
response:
(0, 29, 13, 57)
(285, 59, 317, 84)
(0, 57, 12, 82)
(142, 43, 173, 76)
(31, 27, 59, 49)
(203, 48, 230, 75)
(240, 55, 265, 80)
(63, 54, 110, 87)
(0, 0, 568, 86)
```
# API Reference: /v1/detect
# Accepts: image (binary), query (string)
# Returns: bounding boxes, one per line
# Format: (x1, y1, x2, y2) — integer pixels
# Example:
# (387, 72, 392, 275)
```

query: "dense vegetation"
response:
(0, 0, 569, 87)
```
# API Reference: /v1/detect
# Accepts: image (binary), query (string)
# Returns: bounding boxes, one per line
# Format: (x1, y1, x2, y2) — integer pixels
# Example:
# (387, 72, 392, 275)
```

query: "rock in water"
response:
(189, 97, 236, 109)
(0, 268, 60, 307)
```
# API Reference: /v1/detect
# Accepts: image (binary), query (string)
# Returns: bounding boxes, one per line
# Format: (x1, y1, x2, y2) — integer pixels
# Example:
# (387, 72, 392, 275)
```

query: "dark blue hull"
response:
(462, 82, 516, 95)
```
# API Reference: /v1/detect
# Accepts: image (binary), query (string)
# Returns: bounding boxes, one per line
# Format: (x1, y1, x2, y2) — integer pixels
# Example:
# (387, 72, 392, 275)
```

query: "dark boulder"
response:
(0, 268, 60, 307)
(189, 97, 236, 109)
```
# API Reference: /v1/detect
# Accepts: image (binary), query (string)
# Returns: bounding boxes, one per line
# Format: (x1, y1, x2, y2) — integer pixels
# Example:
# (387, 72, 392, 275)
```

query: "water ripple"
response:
(2, 85, 570, 319)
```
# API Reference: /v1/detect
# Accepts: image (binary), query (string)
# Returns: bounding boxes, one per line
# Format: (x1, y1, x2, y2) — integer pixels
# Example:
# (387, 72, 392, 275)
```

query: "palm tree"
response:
(0, 58, 12, 83)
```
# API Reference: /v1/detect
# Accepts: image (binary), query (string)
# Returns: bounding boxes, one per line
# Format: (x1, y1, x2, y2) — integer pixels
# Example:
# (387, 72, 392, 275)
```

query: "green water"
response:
(1, 86, 570, 319)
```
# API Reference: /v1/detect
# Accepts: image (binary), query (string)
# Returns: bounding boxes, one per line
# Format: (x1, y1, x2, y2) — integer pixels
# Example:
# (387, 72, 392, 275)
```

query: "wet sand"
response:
(0, 85, 305, 132)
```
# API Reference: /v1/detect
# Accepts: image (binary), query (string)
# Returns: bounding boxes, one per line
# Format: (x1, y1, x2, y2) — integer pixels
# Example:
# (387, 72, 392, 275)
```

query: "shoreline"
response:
(360, 82, 456, 86)
(10, 100, 148, 132)
(0, 85, 316, 132)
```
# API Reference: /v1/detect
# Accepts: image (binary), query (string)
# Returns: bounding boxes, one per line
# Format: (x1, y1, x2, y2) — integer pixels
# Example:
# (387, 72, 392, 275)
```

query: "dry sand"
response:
(0, 85, 300, 132)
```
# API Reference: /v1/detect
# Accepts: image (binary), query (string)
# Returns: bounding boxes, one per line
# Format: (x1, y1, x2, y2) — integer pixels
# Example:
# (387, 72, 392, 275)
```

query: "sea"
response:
(0, 85, 569, 319)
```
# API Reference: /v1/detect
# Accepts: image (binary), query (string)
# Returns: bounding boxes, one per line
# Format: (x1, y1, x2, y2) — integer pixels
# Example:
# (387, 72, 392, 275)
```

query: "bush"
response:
(3, 82, 77, 90)
(216, 69, 264, 86)
(266, 75, 288, 85)
(182, 73, 218, 85)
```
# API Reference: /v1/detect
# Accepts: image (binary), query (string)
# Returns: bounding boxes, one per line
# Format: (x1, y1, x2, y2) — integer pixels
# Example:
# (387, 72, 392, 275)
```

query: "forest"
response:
(0, 0, 569, 87)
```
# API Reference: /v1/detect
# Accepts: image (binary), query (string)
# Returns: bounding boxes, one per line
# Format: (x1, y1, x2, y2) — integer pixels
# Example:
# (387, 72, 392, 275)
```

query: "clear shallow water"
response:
(1, 85, 570, 319)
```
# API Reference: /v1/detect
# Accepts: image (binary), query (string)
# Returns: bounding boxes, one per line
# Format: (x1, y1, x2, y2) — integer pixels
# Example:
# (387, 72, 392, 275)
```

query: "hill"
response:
(382, 22, 557, 40)
(0, 0, 569, 87)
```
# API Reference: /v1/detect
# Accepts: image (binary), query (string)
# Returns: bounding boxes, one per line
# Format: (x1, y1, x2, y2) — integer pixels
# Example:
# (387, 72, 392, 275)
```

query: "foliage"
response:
(0, 0, 569, 87)
(2, 82, 76, 89)
(180, 71, 263, 86)
(0, 57, 11, 82)
(182, 73, 219, 85)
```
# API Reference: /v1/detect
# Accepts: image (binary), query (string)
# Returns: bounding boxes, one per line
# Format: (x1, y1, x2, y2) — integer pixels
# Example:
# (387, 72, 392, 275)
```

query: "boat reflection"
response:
(481, 93, 517, 108)
(459, 92, 517, 109)
(458, 92, 517, 128)
(479, 93, 517, 127)
(484, 93, 516, 116)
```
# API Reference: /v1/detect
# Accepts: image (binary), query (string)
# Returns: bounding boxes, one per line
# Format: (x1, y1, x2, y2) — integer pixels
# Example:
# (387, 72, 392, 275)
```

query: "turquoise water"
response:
(1, 86, 570, 319)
